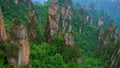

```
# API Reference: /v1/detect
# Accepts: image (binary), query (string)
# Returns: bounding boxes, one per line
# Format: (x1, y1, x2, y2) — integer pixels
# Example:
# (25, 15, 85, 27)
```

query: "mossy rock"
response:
(6, 39, 19, 60)
(12, 18, 22, 26)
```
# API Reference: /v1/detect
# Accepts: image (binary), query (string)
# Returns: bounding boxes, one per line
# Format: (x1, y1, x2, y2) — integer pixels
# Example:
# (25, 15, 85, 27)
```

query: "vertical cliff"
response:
(110, 47, 120, 68)
(59, 0, 75, 46)
(23, 0, 33, 8)
(0, 6, 30, 68)
(0, 7, 8, 42)
(45, 0, 59, 43)
(64, 25, 74, 46)
(98, 17, 104, 27)
(60, 0, 72, 33)
(96, 20, 118, 66)
(97, 22, 118, 54)
(7, 18, 30, 68)
(14, 0, 18, 4)
(28, 9, 39, 41)
(99, 22, 118, 46)
(49, 0, 59, 37)
(78, 5, 93, 33)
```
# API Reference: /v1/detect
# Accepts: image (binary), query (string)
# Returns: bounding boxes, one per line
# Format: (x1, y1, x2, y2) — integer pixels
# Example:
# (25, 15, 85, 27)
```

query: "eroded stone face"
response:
(0, 6, 31, 67)
(61, 5, 72, 33)
(8, 20, 30, 68)
(79, 27, 82, 33)
(0, 7, 8, 42)
(23, 0, 33, 8)
(64, 25, 74, 46)
(113, 28, 118, 44)
(28, 10, 38, 39)
(97, 22, 118, 58)
(98, 18, 104, 27)
(14, 0, 18, 4)
(110, 48, 120, 68)
(48, 0, 59, 37)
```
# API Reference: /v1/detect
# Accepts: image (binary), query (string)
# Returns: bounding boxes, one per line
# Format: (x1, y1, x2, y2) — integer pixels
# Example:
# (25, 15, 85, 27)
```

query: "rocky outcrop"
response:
(7, 18, 30, 68)
(0, 7, 8, 42)
(96, 21, 118, 57)
(49, 0, 59, 37)
(113, 28, 118, 44)
(96, 19, 119, 67)
(78, 5, 93, 33)
(98, 22, 118, 46)
(60, 0, 72, 33)
(76, 57, 83, 64)
(23, 0, 33, 8)
(64, 25, 74, 46)
(14, 0, 18, 4)
(60, 0, 75, 46)
(45, 0, 59, 43)
(28, 10, 38, 39)
(98, 17, 104, 27)
(0, 8, 30, 67)
(64, 32, 74, 46)
(45, 18, 51, 43)
(78, 5, 87, 24)
(110, 48, 120, 68)
(79, 27, 82, 33)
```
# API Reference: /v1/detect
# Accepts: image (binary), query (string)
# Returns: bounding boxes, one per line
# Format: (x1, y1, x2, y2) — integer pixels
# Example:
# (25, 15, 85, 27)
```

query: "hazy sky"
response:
(32, 0, 48, 4)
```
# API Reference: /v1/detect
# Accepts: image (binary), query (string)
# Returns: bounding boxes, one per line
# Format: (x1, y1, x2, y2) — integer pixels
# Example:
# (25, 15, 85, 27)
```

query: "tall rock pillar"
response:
(45, 0, 59, 43)
(48, 0, 59, 37)
(7, 18, 30, 68)
(0, 6, 8, 42)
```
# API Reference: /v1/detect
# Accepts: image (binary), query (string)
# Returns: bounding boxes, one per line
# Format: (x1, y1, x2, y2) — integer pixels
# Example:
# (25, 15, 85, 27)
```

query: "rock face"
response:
(61, 0, 72, 33)
(98, 17, 104, 27)
(7, 19, 30, 68)
(64, 25, 74, 46)
(78, 5, 87, 24)
(98, 22, 118, 46)
(110, 48, 120, 68)
(23, 0, 33, 8)
(0, 7, 8, 42)
(28, 10, 38, 39)
(96, 21, 118, 57)
(113, 28, 118, 44)
(78, 5, 93, 33)
(0, 9, 30, 67)
(48, 0, 59, 37)
(14, 0, 18, 4)
(45, 0, 59, 43)
(59, 0, 75, 46)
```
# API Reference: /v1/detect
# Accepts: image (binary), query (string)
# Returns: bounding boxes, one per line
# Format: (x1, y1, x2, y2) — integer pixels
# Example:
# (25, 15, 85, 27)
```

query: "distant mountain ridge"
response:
(73, 0, 120, 27)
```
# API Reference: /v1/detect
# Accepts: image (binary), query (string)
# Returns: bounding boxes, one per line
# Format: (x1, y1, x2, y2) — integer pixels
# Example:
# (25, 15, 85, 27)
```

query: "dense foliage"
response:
(0, 0, 119, 68)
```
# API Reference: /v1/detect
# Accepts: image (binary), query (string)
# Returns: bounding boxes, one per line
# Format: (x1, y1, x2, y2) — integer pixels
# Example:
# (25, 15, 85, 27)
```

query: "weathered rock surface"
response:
(23, 0, 33, 8)
(7, 19, 30, 68)
(0, 8, 30, 68)
(96, 21, 118, 58)
(61, 1, 72, 33)
(98, 22, 118, 46)
(28, 10, 38, 39)
(64, 25, 74, 46)
(48, 0, 59, 37)
(110, 48, 120, 68)
(98, 18, 104, 27)
(14, 0, 18, 4)
(45, 0, 59, 43)
(0, 7, 8, 42)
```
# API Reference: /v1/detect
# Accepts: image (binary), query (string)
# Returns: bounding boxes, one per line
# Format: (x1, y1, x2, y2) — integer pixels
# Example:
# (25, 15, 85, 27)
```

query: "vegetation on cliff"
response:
(0, 0, 119, 68)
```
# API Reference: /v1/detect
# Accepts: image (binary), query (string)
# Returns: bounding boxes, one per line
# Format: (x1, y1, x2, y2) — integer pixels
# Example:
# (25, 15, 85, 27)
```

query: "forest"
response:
(0, 0, 120, 68)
